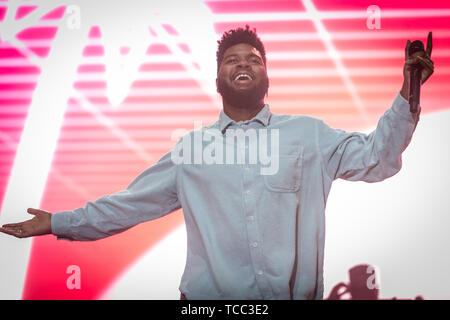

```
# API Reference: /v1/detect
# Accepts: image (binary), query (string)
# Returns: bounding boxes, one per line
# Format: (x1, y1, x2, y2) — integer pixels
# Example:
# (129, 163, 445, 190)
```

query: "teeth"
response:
(234, 73, 252, 81)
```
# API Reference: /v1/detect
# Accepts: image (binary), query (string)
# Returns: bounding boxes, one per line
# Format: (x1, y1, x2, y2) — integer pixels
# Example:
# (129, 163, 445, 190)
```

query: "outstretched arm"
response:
(1, 150, 180, 241)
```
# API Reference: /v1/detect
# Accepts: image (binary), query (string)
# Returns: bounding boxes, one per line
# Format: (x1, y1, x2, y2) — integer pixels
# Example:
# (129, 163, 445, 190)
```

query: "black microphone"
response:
(408, 40, 424, 113)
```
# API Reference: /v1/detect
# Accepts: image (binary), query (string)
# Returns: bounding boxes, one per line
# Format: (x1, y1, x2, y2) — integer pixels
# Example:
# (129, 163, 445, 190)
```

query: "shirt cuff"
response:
(51, 211, 74, 241)
(391, 91, 421, 124)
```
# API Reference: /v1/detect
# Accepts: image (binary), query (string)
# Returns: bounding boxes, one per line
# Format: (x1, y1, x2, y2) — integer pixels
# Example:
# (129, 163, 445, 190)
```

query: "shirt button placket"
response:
(241, 165, 271, 298)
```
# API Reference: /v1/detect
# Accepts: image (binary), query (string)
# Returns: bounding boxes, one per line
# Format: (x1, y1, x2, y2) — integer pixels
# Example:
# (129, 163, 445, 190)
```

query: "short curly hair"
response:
(216, 25, 266, 72)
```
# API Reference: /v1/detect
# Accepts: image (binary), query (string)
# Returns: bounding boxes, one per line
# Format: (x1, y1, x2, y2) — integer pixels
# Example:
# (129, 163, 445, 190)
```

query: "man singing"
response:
(0, 26, 434, 299)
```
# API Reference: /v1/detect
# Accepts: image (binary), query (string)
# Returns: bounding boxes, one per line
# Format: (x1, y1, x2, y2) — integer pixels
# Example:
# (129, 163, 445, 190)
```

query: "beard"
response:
(217, 76, 269, 109)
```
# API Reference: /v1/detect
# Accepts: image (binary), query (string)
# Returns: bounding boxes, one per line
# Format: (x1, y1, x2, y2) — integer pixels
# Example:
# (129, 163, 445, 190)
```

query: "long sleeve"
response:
(51, 151, 180, 241)
(317, 92, 420, 182)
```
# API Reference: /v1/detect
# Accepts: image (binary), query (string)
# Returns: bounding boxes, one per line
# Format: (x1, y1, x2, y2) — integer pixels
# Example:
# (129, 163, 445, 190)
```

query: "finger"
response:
(416, 56, 434, 71)
(334, 282, 347, 288)
(0, 227, 17, 236)
(426, 31, 433, 58)
(1, 224, 22, 232)
(27, 208, 39, 215)
(416, 58, 434, 84)
(2, 222, 24, 228)
(405, 56, 434, 71)
(337, 286, 350, 297)
(405, 40, 411, 60)
(405, 57, 418, 65)
(336, 284, 350, 293)
(0, 227, 23, 238)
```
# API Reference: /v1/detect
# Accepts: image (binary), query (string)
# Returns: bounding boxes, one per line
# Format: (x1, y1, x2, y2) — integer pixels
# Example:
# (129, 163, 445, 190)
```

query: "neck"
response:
(222, 99, 265, 122)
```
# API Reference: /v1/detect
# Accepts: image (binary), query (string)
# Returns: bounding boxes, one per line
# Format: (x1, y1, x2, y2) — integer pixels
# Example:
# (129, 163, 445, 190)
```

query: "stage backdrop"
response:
(0, 0, 449, 299)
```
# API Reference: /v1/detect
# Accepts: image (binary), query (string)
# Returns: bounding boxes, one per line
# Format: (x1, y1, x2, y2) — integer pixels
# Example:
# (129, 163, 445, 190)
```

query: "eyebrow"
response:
(224, 53, 263, 61)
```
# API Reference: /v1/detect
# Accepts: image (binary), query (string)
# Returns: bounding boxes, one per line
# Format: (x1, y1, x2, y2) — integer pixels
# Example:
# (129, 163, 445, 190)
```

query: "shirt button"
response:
(248, 215, 254, 221)
(257, 270, 264, 275)
(244, 167, 250, 172)
(251, 242, 258, 248)
(245, 190, 251, 195)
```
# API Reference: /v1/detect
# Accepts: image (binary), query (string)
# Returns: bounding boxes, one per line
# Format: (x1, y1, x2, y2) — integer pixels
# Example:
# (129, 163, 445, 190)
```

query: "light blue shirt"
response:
(52, 93, 419, 299)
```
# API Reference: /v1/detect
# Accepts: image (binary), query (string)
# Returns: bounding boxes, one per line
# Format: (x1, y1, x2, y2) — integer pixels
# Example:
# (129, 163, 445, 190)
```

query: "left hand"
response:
(400, 32, 434, 100)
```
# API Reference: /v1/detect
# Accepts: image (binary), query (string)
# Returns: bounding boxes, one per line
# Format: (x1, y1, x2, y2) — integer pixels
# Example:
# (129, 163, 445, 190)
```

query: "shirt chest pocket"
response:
(263, 145, 304, 193)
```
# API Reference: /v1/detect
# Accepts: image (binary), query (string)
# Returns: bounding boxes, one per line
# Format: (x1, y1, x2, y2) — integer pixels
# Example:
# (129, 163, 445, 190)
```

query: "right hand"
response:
(0, 208, 52, 238)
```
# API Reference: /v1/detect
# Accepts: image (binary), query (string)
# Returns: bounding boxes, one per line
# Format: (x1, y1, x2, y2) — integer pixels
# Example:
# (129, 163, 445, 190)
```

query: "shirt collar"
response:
(218, 104, 272, 134)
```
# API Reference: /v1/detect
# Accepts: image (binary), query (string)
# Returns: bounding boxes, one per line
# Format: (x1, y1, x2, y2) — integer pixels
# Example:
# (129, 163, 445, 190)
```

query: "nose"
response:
(237, 59, 250, 68)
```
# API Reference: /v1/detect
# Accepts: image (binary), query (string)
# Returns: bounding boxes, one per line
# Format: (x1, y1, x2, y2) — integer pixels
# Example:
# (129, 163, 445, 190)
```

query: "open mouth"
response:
(233, 73, 253, 83)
